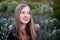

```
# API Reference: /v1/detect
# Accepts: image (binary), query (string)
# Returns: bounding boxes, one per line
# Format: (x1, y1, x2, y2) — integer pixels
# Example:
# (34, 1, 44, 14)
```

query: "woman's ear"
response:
(34, 24, 41, 31)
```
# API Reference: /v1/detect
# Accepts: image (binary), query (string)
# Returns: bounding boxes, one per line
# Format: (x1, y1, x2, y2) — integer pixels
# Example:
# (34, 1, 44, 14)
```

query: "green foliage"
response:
(0, 1, 8, 12)
(0, 17, 14, 40)
(40, 18, 57, 40)
(0, 1, 19, 13)
(53, 9, 60, 19)
(53, 18, 60, 29)
(0, 1, 39, 13)
(32, 4, 53, 19)
(24, 2, 37, 9)
(7, 1, 19, 13)
(32, 3, 59, 40)
(52, 0, 60, 19)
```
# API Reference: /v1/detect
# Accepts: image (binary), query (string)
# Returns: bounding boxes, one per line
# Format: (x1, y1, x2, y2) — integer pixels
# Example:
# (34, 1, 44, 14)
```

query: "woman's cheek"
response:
(20, 14, 23, 21)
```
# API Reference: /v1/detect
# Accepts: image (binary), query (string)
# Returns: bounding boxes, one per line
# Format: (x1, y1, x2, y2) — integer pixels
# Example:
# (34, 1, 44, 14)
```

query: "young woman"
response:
(7, 4, 42, 40)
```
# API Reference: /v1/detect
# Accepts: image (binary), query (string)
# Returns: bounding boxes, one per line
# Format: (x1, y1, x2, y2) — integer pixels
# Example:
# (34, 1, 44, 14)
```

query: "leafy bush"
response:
(32, 4, 53, 19)
(52, 0, 60, 19)
(0, 17, 14, 40)
(32, 4, 58, 40)
(24, 2, 37, 9)
(0, 1, 19, 13)
(7, 1, 19, 13)
(0, 1, 8, 12)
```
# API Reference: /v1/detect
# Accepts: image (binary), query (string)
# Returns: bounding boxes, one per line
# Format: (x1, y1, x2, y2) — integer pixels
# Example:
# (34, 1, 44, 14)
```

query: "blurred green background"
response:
(0, 0, 60, 40)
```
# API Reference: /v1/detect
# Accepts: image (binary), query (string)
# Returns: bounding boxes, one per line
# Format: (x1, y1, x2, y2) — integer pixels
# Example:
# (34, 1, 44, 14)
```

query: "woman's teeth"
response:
(23, 18, 28, 21)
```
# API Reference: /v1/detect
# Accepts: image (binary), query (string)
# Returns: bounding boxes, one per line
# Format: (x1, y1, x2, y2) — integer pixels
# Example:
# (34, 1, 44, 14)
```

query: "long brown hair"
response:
(14, 4, 37, 40)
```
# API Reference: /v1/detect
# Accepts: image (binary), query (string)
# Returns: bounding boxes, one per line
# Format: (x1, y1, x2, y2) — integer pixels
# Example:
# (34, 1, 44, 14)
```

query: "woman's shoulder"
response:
(34, 24, 42, 40)
(34, 24, 41, 31)
(7, 23, 18, 40)
(8, 23, 16, 31)
(36, 30, 42, 40)
(8, 23, 17, 34)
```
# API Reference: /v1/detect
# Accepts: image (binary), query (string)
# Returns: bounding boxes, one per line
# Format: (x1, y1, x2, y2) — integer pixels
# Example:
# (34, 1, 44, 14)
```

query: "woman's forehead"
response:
(21, 6, 30, 12)
(16, 4, 29, 10)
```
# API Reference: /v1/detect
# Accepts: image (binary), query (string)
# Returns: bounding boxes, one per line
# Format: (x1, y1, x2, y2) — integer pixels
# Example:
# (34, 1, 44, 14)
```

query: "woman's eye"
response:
(21, 12, 25, 14)
(28, 13, 30, 14)
(28, 12, 31, 14)
(21, 11, 31, 14)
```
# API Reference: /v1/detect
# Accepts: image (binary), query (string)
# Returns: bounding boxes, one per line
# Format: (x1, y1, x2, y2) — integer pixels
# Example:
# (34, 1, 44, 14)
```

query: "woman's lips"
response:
(23, 18, 28, 21)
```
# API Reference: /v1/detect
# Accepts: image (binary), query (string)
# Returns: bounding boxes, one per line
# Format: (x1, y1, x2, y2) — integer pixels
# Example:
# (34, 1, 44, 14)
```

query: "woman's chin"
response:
(21, 21, 29, 24)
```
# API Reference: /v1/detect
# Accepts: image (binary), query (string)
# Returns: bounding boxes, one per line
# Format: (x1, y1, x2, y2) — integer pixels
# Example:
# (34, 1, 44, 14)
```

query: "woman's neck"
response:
(20, 23, 26, 31)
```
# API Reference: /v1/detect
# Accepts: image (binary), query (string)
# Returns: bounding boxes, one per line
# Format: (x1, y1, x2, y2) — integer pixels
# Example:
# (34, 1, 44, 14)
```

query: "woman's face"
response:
(19, 6, 31, 24)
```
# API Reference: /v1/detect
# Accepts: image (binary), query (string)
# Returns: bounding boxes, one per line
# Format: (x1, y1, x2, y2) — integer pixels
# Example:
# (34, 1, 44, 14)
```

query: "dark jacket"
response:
(7, 24, 42, 40)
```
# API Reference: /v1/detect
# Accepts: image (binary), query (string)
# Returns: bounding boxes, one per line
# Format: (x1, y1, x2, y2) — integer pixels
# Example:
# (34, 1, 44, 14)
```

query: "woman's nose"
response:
(24, 14, 28, 17)
(24, 12, 29, 16)
(24, 13, 28, 17)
